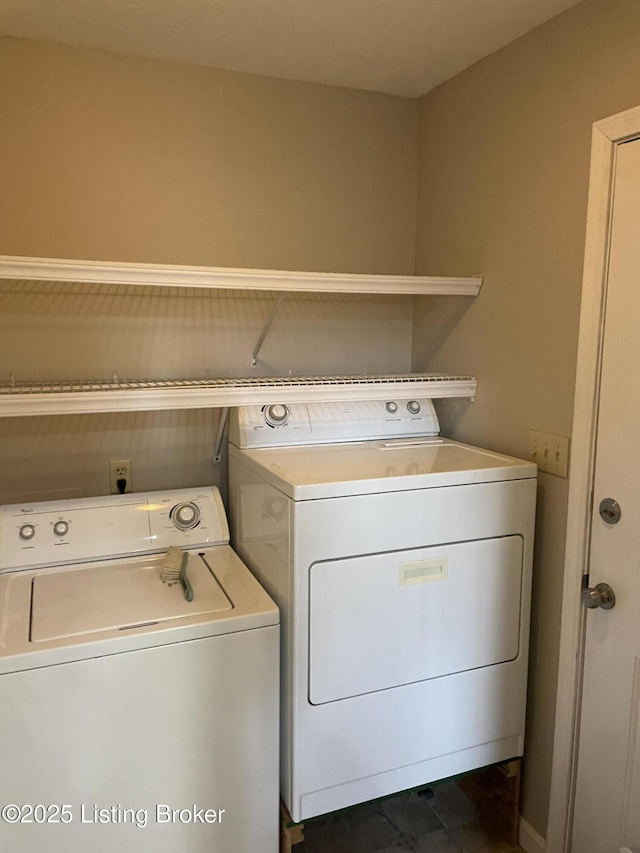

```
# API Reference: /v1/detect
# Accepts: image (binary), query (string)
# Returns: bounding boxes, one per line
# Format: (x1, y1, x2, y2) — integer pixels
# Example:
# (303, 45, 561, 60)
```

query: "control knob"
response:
(19, 523, 36, 541)
(407, 400, 421, 414)
(172, 502, 200, 531)
(53, 520, 69, 537)
(385, 401, 398, 414)
(264, 404, 289, 427)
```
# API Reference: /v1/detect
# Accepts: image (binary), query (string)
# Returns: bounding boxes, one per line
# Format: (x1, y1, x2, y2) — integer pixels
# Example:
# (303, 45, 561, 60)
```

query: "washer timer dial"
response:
(171, 502, 200, 531)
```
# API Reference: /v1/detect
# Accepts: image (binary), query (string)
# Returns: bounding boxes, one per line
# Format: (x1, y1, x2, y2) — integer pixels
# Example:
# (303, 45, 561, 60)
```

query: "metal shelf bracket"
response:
(213, 407, 229, 465)
(251, 292, 285, 368)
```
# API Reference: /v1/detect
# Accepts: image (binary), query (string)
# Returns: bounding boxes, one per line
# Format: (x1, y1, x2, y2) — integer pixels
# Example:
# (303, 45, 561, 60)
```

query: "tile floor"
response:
(295, 782, 524, 853)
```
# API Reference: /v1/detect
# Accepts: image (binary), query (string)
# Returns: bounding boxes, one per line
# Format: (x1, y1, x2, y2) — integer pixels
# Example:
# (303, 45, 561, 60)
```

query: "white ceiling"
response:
(0, 0, 583, 98)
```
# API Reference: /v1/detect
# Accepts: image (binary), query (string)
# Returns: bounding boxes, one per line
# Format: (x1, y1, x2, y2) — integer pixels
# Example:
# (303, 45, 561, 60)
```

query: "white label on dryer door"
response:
(399, 558, 448, 585)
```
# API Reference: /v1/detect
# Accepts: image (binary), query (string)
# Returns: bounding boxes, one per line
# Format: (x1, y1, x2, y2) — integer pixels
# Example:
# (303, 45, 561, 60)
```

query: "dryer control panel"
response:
(0, 487, 229, 572)
(229, 398, 440, 448)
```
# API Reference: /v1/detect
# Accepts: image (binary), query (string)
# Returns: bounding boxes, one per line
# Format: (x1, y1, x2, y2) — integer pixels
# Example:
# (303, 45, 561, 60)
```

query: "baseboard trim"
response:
(519, 817, 546, 852)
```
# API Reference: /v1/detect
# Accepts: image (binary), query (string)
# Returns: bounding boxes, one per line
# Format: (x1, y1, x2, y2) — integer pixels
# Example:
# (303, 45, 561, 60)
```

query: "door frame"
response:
(546, 104, 640, 852)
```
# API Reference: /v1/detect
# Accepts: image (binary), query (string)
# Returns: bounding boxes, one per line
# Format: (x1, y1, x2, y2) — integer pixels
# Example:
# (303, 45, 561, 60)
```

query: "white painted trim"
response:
(0, 255, 482, 296)
(546, 105, 640, 853)
(520, 817, 546, 853)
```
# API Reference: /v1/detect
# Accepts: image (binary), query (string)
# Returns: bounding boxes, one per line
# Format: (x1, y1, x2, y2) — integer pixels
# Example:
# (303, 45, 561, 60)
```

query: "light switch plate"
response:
(528, 430, 569, 478)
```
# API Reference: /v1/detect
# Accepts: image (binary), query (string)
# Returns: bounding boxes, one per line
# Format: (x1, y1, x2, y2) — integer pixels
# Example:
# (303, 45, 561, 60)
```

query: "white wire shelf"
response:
(0, 374, 477, 417)
(0, 256, 482, 296)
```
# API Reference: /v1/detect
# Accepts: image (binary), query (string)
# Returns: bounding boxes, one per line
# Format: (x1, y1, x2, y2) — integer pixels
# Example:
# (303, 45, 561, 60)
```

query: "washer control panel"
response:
(0, 487, 229, 572)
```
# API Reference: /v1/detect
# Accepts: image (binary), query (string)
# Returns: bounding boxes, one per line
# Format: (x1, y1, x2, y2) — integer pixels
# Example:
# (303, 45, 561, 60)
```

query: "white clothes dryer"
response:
(0, 487, 279, 853)
(228, 399, 536, 822)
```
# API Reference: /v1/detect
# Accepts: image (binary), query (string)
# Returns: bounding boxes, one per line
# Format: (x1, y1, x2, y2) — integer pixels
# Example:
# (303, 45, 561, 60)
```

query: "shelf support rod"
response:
(213, 407, 229, 465)
(251, 292, 285, 367)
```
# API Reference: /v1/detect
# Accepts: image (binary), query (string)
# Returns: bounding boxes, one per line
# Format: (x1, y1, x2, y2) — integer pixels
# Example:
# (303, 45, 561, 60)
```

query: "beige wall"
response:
(0, 36, 418, 505)
(413, 0, 640, 836)
(0, 36, 418, 274)
(0, 284, 412, 503)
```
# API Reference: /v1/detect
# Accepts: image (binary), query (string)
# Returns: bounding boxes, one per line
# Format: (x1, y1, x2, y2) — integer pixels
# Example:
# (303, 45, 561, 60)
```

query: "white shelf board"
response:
(0, 375, 477, 417)
(0, 256, 482, 296)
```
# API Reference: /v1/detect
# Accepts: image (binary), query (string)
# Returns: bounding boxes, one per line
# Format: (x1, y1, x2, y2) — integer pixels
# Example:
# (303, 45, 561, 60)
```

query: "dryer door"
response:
(308, 536, 523, 705)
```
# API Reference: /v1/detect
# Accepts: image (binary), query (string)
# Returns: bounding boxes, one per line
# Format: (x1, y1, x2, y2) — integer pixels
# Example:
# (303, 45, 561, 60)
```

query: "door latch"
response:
(599, 498, 621, 524)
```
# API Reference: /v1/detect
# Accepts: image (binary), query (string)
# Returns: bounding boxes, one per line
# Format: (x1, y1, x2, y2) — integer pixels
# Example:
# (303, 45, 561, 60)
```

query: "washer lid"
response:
(30, 553, 232, 642)
(230, 438, 536, 500)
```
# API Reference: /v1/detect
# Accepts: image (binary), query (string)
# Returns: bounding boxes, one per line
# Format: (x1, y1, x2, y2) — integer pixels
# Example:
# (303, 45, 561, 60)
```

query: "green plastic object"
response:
(179, 551, 194, 602)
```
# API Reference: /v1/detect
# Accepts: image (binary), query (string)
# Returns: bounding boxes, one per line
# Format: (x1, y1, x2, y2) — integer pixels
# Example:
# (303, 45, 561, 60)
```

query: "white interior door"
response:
(571, 138, 640, 853)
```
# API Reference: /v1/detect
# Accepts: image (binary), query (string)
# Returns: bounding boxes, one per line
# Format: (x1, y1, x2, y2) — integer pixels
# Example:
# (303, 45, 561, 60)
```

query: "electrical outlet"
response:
(528, 431, 569, 478)
(109, 459, 132, 494)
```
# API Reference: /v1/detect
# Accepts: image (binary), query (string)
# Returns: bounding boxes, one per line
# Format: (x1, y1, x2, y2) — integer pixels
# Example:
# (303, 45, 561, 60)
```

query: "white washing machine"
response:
(0, 487, 279, 853)
(228, 399, 537, 822)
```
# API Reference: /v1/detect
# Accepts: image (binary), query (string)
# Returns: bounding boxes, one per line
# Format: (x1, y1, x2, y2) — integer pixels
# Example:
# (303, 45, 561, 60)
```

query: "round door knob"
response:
(386, 401, 398, 414)
(172, 502, 200, 530)
(264, 404, 289, 427)
(407, 400, 421, 414)
(582, 582, 616, 610)
(53, 520, 69, 537)
(19, 524, 36, 541)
